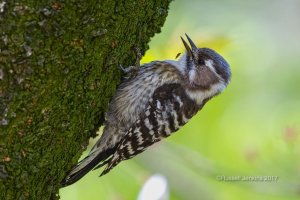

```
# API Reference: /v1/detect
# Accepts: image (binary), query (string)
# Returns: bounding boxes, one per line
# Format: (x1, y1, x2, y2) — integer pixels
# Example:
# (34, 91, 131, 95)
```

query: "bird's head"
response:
(180, 34, 231, 92)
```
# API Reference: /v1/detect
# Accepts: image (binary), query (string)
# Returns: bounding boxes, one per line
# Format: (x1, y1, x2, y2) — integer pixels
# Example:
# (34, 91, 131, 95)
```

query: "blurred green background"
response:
(60, 0, 300, 199)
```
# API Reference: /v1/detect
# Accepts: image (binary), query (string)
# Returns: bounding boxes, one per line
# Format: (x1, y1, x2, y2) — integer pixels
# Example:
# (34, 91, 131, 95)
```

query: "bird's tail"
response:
(61, 148, 114, 187)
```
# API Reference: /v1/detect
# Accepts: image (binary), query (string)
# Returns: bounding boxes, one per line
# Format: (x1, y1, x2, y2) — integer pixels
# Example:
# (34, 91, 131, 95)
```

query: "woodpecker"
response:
(62, 34, 231, 186)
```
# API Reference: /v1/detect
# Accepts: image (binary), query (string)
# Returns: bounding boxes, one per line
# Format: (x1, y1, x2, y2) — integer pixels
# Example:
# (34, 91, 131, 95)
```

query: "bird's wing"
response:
(89, 62, 184, 154)
(100, 82, 206, 175)
(107, 61, 184, 129)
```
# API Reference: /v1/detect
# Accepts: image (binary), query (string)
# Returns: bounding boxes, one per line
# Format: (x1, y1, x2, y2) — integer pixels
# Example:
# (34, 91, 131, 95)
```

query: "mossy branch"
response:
(0, 0, 172, 199)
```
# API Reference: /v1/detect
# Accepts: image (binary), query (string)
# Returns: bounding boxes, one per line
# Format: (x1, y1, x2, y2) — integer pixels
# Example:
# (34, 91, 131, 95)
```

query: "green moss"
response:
(0, 0, 172, 199)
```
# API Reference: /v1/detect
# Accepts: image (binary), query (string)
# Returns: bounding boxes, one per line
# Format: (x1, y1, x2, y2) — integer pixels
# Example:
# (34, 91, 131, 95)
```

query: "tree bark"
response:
(0, 0, 171, 199)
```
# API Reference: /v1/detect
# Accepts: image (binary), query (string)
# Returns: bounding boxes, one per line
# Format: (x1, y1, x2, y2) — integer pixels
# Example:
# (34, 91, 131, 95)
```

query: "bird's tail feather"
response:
(61, 148, 114, 187)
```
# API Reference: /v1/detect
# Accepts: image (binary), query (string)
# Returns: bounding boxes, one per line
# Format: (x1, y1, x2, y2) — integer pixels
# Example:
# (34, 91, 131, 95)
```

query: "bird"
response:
(61, 34, 231, 186)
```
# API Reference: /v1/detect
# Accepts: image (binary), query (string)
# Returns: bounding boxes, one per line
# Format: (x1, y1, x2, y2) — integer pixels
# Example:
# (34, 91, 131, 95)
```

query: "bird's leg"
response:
(119, 46, 141, 75)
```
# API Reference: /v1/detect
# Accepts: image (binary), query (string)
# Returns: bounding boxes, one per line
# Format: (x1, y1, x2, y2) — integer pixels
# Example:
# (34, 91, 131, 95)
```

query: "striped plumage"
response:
(62, 34, 231, 186)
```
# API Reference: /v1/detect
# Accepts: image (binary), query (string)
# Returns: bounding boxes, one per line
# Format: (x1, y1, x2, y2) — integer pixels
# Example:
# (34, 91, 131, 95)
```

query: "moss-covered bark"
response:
(0, 0, 171, 199)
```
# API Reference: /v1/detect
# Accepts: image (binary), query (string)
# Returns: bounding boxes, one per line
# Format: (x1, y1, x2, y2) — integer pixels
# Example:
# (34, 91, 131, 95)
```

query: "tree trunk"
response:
(0, 0, 171, 199)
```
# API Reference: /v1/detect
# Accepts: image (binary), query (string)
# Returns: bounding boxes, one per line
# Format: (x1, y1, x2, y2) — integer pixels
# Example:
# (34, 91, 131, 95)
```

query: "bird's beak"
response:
(185, 34, 197, 51)
(180, 34, 198, 58)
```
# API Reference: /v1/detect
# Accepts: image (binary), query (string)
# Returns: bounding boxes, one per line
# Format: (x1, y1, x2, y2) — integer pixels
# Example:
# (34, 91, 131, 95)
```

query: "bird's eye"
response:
(198, 59, 205, 65)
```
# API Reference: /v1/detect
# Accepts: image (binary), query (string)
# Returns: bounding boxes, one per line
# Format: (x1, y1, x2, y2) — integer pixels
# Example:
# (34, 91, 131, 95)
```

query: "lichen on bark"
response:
(0, 0, 172, 199)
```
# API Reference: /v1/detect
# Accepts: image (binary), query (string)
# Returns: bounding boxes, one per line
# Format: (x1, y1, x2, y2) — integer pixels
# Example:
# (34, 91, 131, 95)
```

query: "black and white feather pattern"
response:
(101, 83, 208, 175)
